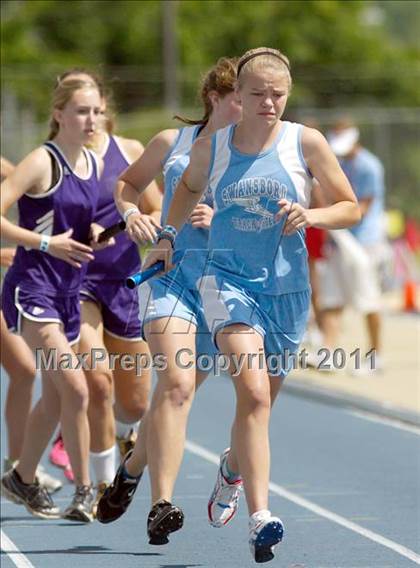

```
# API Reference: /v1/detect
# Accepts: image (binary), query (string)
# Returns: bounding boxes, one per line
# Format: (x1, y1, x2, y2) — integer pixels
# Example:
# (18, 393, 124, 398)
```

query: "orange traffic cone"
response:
(403, 280, 418, 311)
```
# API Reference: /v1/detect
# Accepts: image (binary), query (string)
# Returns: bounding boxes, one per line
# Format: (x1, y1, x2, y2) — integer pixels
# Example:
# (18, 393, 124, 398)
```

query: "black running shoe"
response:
(96, 450, 142, 524)
(1, 468, 60, 519)
(62, 485, 94, 523)
(147, 499, 184, 545)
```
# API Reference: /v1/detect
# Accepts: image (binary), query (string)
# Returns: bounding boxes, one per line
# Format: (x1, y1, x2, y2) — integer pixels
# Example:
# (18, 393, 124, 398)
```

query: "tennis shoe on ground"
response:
(249, 510, 284, 563)
(3, 458, 62, 494)
(36, 464, 63, 493)
(1, 468, 60, 519)
(147, 499, 184, 545)
(62, 485, 94, 523)
(349, 354, 384, 376)
(208, 448, 243, 527)
(96, 450, 141, 524)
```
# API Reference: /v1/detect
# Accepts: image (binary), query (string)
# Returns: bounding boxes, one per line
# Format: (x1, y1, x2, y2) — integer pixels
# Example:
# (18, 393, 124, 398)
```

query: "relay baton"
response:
(126, 261, 165, 289)
(97, 221, 126, 243)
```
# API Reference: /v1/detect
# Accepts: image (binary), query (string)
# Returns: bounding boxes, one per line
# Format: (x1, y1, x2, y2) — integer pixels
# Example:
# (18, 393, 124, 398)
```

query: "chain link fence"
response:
(2, 68, 419, 219)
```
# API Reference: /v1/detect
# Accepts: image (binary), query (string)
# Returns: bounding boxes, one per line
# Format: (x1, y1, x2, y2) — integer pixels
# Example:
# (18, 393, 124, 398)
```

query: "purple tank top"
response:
(6, 142, 99, 296)
(85, 135, 141, 281)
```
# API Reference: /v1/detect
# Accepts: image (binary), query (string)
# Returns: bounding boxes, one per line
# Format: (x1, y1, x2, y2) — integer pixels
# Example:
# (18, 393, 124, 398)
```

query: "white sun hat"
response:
(328, 127, 360, 157)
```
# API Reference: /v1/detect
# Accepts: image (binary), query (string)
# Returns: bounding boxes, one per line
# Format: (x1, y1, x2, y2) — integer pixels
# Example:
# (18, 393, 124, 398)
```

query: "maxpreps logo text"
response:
(221, 177, 288, 232)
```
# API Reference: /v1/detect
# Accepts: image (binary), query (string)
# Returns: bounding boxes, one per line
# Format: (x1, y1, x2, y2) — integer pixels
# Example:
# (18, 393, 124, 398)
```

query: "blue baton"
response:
(126, 261, 165, 289)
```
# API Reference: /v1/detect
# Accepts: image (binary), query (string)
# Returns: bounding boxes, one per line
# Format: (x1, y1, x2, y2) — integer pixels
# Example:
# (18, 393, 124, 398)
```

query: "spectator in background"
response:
(316, 118, 389, 373)
(305, 182, 328, 346)
(299, 118, 329, 348)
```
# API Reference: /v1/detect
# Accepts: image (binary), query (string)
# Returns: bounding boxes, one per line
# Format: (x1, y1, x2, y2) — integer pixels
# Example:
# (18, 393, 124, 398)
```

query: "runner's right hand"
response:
(126, 211, 161, 244)
(48, 228, 94, 268)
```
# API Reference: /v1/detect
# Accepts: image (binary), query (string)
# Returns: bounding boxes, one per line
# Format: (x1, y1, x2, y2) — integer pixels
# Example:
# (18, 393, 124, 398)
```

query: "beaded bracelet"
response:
(156, 225, 178, 249)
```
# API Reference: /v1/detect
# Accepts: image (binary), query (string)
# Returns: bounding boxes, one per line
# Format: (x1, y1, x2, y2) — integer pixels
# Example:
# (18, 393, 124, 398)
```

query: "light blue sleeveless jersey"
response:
(207, 121, 312, 295)
(162, 125, 212, 288)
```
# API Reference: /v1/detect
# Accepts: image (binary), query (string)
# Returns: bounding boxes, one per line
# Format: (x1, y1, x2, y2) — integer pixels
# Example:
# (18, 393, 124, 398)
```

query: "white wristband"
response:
(123, 207, 140, 223)
(39, 234, 51, 253)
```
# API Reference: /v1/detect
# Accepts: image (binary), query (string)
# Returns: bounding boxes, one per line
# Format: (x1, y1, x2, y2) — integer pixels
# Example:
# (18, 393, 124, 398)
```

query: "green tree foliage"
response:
(1, 0, 419, 217)
(2, 0, 419, 110)
(177, 0, 420, 107)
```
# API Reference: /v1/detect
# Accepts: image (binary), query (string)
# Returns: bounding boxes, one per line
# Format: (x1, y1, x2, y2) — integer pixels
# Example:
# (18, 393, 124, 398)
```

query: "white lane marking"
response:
(347, 409, 420, 436)
(185, 439, 420, 565)
(1, 529, 35, 568)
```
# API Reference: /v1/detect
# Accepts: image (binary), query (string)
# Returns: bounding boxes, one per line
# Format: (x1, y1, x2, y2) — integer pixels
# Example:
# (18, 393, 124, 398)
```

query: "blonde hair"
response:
(48, 79, 100, 140)
(175, 57, 238, 126)
(237, 47, 291, 90)
(55, 68, 116, 134)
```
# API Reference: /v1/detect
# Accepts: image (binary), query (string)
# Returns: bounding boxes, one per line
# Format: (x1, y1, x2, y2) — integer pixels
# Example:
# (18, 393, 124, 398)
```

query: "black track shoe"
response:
(147, 499, 184, 545)
(96, 450, 142, 524)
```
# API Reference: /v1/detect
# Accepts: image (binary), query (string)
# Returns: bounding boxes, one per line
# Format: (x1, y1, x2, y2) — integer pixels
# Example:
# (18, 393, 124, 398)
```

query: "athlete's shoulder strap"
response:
(277, 121, 312, 177)
(43, 141, 68, 169)
(171, 125, 198, 156)
(162, 125, 199, 175)
(109, 135, 132, 165)
(208, 125, 231, 190)
(24, 143, 64, 198)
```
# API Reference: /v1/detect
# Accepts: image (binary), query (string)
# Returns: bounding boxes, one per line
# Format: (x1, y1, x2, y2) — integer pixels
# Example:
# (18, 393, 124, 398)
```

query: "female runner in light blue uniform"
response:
(97, 58, 242, 544)
(143, 47, 360, 563)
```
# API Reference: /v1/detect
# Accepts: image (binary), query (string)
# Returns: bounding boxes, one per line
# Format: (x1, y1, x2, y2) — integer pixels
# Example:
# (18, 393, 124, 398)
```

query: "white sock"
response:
(90, 446, 116, 485)
(250, 509, 271, 524)
(115, 420, 140, 439)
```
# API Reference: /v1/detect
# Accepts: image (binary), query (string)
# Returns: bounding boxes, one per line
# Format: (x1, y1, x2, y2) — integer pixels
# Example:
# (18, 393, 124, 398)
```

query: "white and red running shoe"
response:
(208, 448, 243, 528)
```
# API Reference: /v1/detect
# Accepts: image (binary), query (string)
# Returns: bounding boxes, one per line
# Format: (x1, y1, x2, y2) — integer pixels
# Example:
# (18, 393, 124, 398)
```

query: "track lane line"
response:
(347, 409, 420, 435)
(1, 529, 35, 568)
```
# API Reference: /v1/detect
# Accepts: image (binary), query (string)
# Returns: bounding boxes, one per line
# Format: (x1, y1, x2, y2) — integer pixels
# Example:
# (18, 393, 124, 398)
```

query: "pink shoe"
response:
(64, 465, 75, 482)
(49, 433, 70, 469)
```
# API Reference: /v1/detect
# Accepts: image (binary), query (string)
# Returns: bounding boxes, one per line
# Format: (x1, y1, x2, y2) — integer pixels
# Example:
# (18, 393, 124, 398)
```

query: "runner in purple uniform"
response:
(0, 78, 114, 522)
(56, 70, 161, 508)
(83, 126, 161, 510)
